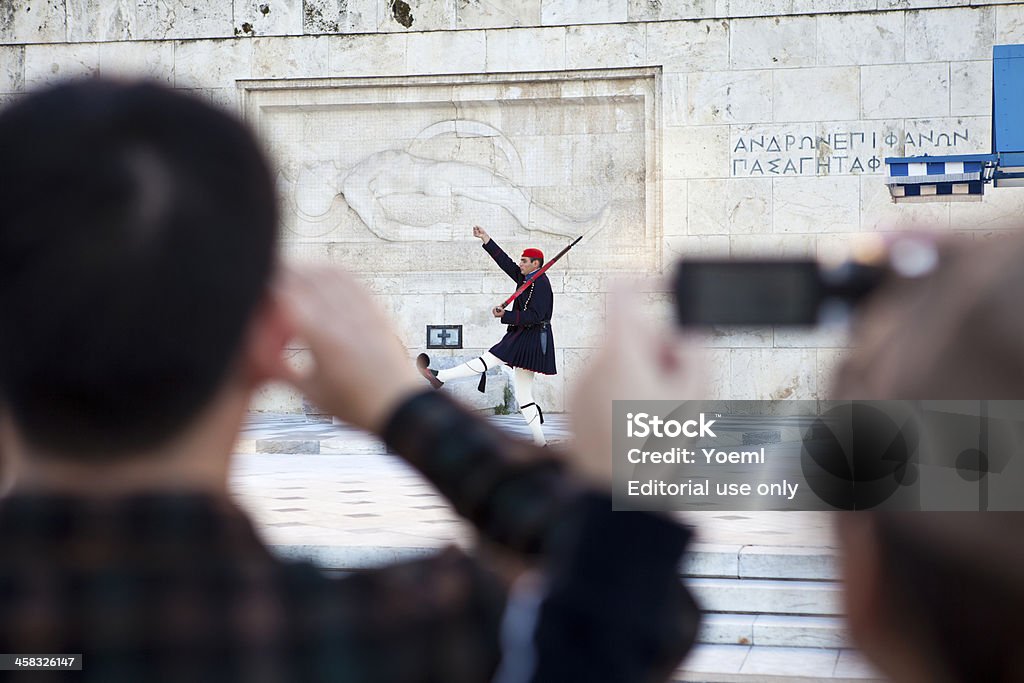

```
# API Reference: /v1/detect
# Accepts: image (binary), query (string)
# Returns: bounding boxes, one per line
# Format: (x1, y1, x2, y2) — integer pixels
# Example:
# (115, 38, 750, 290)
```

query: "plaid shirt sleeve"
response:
(382, 391, 578, 556)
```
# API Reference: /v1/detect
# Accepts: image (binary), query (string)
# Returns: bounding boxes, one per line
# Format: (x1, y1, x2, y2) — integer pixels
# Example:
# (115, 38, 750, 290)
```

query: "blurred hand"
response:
(473, 225, 491, 244)
(275, 265, 423, 433)
(492, 306, 504, 318)
(568, 289, 706, 486)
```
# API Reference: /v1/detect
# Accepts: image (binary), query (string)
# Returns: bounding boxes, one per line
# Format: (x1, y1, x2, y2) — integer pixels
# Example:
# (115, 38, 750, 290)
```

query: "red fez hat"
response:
(522, 248, 544, 261)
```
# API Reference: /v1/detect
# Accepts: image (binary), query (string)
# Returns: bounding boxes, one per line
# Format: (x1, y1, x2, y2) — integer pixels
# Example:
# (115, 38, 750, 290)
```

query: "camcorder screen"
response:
(673, 260, 824, 326)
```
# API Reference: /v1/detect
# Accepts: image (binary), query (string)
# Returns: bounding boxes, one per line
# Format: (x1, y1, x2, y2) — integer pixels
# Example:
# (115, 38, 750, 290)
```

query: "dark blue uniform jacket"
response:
(484, 240, 557, 375)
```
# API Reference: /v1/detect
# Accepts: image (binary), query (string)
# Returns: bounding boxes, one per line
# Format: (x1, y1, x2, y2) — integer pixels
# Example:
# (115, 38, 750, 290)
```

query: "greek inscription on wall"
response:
(730, 126, 973, 178)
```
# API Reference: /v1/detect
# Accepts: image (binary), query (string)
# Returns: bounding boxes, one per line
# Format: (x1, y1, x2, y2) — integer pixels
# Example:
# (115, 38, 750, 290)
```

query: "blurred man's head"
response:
(832, 233, 1024, 683)
(0, 81, 279, 462)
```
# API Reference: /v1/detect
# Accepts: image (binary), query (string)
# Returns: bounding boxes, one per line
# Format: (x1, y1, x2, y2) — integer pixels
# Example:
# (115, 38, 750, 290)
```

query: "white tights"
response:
(436, 353, 547, 446)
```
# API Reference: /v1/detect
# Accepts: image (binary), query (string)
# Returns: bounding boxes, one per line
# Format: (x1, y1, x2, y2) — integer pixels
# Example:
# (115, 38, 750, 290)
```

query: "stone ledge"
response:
(3, 1, 1011, 46)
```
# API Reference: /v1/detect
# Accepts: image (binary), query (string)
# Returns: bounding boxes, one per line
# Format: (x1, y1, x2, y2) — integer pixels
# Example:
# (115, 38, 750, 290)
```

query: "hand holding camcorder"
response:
(672, 235, 941, 327)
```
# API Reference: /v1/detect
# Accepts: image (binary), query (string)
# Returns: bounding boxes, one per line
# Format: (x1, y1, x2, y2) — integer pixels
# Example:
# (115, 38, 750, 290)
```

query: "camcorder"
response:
(672, 236, 941, 326)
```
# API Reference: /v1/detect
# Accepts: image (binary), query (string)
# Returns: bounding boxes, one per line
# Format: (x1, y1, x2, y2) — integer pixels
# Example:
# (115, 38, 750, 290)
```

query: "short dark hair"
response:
(0, 81, 278, 457)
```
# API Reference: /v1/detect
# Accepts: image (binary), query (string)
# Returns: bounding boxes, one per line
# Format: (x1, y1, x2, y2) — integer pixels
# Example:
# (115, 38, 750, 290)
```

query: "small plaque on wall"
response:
(427, 325, 463, 349)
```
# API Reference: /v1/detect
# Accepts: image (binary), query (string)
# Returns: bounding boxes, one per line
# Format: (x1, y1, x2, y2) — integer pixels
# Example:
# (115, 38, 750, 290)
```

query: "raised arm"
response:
(475, 225, 522, 283)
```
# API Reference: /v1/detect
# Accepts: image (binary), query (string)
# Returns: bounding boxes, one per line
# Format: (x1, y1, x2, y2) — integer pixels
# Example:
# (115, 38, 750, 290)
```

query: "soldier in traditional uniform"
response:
(418, 225, 555, 445)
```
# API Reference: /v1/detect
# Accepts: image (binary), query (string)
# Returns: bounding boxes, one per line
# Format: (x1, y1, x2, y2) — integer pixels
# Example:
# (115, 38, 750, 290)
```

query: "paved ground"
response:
(231, 412, 837, 551)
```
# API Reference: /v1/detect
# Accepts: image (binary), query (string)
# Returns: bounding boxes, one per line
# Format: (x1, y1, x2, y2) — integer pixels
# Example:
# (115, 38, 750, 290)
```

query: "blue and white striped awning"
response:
(885, 154, 996, 203)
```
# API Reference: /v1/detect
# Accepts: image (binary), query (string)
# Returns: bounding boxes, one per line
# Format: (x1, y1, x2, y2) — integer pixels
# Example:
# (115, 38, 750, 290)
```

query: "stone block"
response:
(729, 349, 817, 400)
(703, 348, 733, 399)
(686, 70, 772, 125)
(98, 41, 175, 86)
(664, 125, 731, 179)
(861, 62, 949, 119)
(628, 0, 714, 21)
(664, 178, 688, 236)
(730, 15, 816, 69)
(234, 0, 303, 37)
(816, 348, 854, 399)
(136, 0, 233, 40)
(378, 0, 456, 32)
(647, 20, 730, 73)
(252, 36, 329, 78)
(996, 5, 1024, 44)
(679, 644, 750, 676)
(773, 176, 860, 234)
(718, 0, 792, 17)
(0, 46, 24, 92)
(792, 0, 874, 11)
(701, 327, 773, 348)
(381, 293, 447, 349)
(664, 235, 731, 262)
(877, 0, 967, 7)
(24, 44, 100, 90)
(327, 34, 407, 76)
(728, 234, 814, 258)
(257, 439, 320, 454)
(552, 292, 606, 347)
(814, 232, 861, 264)
(67, 0, 135, 42)
(459, 0, 542, 28)
(699, 614, 755, 646)
(860, 175, 951, 232)
(905, 7, 996, 62)
(406, 30, 485, 74)
(815, 10, 905, 66)
(174, 38, 252, 89)
(561, 348, 590, 402)
(773, 67, 859, 123)
(0, 0, 66, 44)
(565, 24, 645, 69)
(774, 325, 850, 349)
(485, 26, 565, 72)
(688, 577, 841, 615)
(302, 0, 378, 34)
(739, 646, 840, 677)
(905, 115, 989, 156)
(682, 543, 742, 578)
(687, 178, 772, 235)
(950, 184, 1024, 231)
(662, 72, 687, 127)
(635, 291, 674, 327)
(951, 60, 992, 117)
(541, 0, 628, 25)
(205, 87, 241, 114)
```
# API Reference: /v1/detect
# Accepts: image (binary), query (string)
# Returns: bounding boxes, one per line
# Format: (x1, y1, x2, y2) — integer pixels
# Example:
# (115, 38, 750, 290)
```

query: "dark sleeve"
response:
(500, 275, 552, 326)
(383, 391, 577, 555)
(317, 546, 507, 683)
(530, 494, 700, 683)
(484, 239, 524, 283)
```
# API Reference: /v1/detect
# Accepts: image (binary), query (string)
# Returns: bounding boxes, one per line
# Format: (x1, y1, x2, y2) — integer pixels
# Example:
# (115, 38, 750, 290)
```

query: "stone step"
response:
(272, 543, 840, 581)
(274, 546, 844, 620)
(699, 614, 848, 649)
(689, 578, 843, 617)
(685, 543, 839, 580)
(672, 644, 884, 682)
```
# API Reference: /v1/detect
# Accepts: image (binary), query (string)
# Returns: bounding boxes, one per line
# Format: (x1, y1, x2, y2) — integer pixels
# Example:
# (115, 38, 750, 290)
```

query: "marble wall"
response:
(2, 1, 1024, 412)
